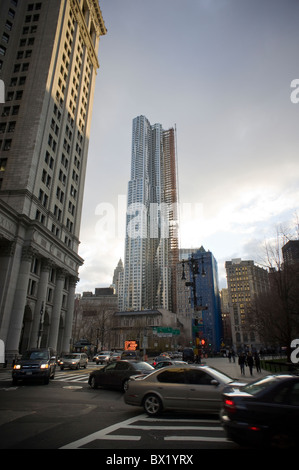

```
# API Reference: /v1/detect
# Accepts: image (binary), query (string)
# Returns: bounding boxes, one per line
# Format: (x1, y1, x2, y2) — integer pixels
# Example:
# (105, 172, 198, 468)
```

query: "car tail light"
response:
(249, 426, 260, 431)
(224, 398, 237, 413)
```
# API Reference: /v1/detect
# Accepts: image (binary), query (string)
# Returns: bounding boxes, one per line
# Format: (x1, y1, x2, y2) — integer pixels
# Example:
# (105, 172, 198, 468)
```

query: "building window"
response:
(28, 279, 37, 297)
(8, 121, 16, 132)
(5, 20, 12, 31)
(2, 33, 10, 44)
(3, 139, 12, 150)
(0, 158, 7, 171)
(12, 105, 20, 115)
(8, 9, 16, 19)
(47, 288, 53, 303)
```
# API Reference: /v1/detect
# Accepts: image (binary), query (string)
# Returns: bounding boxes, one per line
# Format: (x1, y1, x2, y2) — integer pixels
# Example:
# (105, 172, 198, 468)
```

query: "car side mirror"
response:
(211, 379, 219, 386)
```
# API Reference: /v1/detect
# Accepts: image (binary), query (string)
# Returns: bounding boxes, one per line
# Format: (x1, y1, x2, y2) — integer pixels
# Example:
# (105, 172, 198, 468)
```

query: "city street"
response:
(0, 360, 249, 451)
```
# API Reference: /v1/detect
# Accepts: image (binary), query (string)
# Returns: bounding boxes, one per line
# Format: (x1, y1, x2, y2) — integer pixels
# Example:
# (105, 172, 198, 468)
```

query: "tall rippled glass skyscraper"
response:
(120, 115, 179, 312)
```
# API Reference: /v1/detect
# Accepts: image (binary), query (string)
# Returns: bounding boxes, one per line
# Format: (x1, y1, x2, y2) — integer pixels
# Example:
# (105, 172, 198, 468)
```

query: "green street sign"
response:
(152, 327, 180, 336)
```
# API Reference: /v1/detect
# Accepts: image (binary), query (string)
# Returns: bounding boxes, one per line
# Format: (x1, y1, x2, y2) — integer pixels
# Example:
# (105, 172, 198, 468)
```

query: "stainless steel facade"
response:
(120, 115, 179, 312)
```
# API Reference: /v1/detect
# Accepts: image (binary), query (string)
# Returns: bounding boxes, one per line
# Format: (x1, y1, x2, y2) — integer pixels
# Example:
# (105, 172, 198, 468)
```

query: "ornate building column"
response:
(61, 276, 78, 353)
(29, 259, 52, 348)
(48, 268, 65, 351)
(6, 246, 35, 359)
(0, 241, 17, 345)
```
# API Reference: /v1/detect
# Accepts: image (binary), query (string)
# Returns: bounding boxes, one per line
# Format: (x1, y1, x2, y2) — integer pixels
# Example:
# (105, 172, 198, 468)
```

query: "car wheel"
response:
(122, 379, 129, 392)
(76, 363, 80, 370)
(143, 394, 162, 416)
(89, 376, 98, 389)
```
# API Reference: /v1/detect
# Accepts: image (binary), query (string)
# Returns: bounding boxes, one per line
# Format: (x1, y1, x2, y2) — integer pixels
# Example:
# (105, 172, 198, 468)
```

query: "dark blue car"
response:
(221, 374, 299, 448)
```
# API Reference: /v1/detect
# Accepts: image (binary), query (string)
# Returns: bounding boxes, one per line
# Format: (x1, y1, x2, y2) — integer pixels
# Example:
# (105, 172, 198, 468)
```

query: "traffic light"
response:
(201, 339, 205, 345)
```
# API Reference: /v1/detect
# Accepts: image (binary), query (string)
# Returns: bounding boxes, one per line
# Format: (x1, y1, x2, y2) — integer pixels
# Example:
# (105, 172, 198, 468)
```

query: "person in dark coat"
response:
(247, 352, 254, 376)
(238, 353, 246, 375)
(254, 351, 261, 373)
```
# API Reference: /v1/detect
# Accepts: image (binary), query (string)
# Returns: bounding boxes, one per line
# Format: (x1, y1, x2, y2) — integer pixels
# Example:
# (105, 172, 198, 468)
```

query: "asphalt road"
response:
(0, 364, 239, 451)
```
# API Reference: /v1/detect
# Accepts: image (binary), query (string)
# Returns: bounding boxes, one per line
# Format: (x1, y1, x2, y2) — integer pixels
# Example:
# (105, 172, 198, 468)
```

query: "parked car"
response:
(88, 360, 154, 392)
(125, 365, 245, 416)
(121, 350, 141, 361)
(154, 359, 187, 369)
(220, 374, 299, 448)
(59, 353, 88, 370)
(12, 348, 56, 385)
(94, 351, 112, 364)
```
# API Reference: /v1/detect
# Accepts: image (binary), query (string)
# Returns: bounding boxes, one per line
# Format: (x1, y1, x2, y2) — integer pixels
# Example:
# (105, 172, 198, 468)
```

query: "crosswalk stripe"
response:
(61, 413, 229, 449)
(0, 370, 91, 383)
(55, 373, 88, 382)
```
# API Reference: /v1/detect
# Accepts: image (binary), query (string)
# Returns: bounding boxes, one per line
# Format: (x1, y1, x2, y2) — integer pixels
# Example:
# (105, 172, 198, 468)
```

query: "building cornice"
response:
(69, 0, 107, 70)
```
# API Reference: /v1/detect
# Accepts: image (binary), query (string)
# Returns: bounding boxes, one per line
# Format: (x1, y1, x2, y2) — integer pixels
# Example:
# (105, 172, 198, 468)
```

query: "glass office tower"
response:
(121, 115, 179, 312)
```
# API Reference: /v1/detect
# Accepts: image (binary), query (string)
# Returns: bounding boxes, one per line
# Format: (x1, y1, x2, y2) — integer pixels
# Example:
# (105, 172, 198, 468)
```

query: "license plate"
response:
(25, 371, 32, 375)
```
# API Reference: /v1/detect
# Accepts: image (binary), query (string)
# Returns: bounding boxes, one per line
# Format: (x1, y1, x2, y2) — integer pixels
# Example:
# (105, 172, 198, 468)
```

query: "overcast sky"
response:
(76, 0, 299, 294)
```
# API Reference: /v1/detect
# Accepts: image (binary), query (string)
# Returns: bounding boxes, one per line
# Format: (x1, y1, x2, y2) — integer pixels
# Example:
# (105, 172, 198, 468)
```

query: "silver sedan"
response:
(124, 365, 245, 416)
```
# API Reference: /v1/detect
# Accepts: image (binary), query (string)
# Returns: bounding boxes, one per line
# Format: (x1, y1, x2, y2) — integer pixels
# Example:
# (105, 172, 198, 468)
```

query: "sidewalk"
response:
(203, 356, 269, 383)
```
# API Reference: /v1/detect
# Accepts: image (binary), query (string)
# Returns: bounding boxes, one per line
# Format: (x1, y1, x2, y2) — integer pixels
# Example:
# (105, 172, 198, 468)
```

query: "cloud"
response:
(76, 0, 299, 295)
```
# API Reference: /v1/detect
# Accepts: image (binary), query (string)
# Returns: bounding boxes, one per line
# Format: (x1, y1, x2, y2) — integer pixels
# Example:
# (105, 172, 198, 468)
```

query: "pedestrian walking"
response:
(247, 352, 254, 376)
(254, 351, 261, 373)
(238, 353, 246, 375)
(231, 350, 236, 363)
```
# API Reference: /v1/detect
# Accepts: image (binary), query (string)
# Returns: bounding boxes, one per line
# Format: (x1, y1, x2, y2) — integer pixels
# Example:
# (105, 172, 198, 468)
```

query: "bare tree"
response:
(74, 302, 115, 351)
(252, 228, 299, 361)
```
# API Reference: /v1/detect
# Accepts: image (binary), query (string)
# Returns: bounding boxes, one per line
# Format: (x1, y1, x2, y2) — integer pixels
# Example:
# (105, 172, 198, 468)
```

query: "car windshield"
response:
(242, 376, 279, 395)
(133, 362, 154, 371)
(22, 351, 49, 360)
(63, 354, 79, 359)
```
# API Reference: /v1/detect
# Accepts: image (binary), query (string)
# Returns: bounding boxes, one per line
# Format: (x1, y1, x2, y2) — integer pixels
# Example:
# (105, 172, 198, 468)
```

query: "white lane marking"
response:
(60, 413, 228, 449)
(60, 414, 143, 448)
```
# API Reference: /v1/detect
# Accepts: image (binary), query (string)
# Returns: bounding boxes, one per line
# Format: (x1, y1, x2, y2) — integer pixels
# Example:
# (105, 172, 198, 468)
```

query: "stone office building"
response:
(0, 0, 106, 361)
(225, 258, 270, 352)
